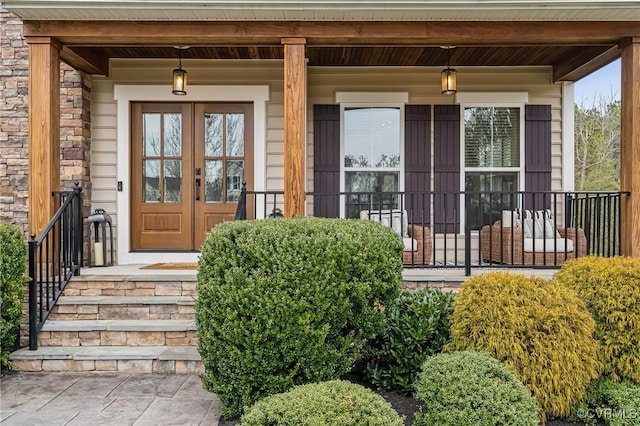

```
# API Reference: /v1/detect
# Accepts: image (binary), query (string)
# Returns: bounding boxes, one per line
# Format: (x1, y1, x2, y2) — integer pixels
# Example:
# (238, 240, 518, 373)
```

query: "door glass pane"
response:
(143, 113, 161, 156)
(164, 113, 182, 156)
(205, 160, 223, 203)
(205, 113, 223, 156)
(464, 107, 520, 167)
(164, 160, 182, 203)
(226, 160, 244, 202)
(226, 114, 245, 156)
(344, 107, 400, 168)
(143, 160, 160, 202)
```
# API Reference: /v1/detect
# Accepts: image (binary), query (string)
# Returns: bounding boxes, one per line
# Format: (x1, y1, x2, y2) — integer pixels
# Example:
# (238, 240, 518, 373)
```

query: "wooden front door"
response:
(131, 102, 253, 250)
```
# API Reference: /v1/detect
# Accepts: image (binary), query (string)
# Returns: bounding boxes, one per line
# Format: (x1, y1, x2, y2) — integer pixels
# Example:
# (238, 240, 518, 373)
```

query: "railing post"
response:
(73, 183, 83, 273)
(234, 181, 247, 220)
(28, 234, 38, 350)
(464, 192, 472, 276)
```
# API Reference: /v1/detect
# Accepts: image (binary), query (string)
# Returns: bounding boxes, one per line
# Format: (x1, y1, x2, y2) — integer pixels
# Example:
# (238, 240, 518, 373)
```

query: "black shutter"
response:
(313, 104, 341, 218)
(524, 105, 552, 210)
(433, 105, 461, 233)
(405, 105, 431, 226)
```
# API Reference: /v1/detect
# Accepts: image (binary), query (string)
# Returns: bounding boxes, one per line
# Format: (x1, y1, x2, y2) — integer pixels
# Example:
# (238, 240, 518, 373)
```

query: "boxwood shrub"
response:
(196, 217, 403, 418)
(569, 378, 640, 426)
(413, 351, 539, 426)
(363, 287, 454, 394)
(240, 380, 404, 426)
(0, 222, 27, 369)
(447, 272, 600, 421)
(555, 256, 640, 383)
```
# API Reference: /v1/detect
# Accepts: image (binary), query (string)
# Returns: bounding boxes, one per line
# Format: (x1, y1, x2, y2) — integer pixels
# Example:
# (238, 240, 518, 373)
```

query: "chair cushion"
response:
(402, 237, 419, 252)
(360, 209, 409, 238)
(523, 237, 574, 253)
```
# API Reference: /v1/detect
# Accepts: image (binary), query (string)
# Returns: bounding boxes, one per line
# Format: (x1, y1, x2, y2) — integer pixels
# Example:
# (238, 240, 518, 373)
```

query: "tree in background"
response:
(574, 92, 620, 191)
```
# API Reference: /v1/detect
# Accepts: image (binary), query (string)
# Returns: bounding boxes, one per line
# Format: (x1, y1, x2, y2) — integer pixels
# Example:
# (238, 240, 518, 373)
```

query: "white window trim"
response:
(339, 102, 406, 218)
(113, 84, 269, 265)
(459, 102, 526, 234)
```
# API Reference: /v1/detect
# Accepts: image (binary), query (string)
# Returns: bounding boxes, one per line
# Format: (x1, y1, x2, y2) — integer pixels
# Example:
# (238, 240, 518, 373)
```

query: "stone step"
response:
(9, 345, 202, 374)
(65, 276, 197, 297)
(38, 320, 197, 347)
(50, 296, 196, 320)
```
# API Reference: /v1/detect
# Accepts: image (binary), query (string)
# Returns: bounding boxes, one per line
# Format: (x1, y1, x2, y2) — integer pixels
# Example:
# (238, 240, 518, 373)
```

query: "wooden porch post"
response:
(27, 37, 61, 236)
(620, 37, 640, 257)
(282, 38, 306, 218)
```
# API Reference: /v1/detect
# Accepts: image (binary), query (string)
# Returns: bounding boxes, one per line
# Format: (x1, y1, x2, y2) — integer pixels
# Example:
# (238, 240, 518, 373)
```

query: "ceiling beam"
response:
(23, 20, 640, 46)
(553, 45, 620, 82)
(60, 46, 110, 75)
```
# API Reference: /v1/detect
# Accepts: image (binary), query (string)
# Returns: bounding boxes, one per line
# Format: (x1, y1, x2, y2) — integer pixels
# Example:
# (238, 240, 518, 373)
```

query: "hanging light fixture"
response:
(441, 47, 457, 95)
(172, 46, 188, 95)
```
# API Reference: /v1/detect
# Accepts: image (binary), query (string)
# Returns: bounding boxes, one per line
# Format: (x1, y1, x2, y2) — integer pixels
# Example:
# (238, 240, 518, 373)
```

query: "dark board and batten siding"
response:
(433, 105, 461, 233)
(524, 105, 552, 210)
(404, 105, 432, 225)
(313, 104, 341, 218)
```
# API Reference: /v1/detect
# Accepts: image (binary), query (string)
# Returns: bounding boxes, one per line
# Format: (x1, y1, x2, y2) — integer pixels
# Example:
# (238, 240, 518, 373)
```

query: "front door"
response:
(131, 102, 253, 250)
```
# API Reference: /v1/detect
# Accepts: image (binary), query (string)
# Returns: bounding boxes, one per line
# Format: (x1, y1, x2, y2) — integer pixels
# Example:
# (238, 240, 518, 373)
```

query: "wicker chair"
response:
(359, 209, 432, 265)
(480, 220, 587, 266)
(404, 224, 433, 265)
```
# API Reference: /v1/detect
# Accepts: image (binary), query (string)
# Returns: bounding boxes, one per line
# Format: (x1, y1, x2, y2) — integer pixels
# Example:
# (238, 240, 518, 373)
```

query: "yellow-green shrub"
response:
(447, 272, 600, 421)
(555, 256, 640, 383)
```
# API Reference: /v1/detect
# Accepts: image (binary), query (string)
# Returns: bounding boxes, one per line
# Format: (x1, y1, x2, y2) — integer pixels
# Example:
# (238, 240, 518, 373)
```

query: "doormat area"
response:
(140, 262, 198, 270)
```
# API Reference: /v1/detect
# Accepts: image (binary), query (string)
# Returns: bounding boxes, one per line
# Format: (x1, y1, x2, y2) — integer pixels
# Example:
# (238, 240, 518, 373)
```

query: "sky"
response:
(573, 58, 621, 107)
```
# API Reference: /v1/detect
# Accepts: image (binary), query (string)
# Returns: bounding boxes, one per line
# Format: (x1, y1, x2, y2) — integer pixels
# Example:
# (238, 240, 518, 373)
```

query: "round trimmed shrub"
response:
(447, 272, 600, 420)
(240, 380, 404, 426)
(363, 288, 454, 394)
(569, 377, 640, 426)
(196, 217, 403, 418)
(555, 256, 640, 383)
(413, 351, 539, 426)
(0, 222, 26, 370)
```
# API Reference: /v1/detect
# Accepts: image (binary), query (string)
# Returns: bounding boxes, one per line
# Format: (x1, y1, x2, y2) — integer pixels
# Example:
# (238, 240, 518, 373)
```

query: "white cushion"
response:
(402, 237, 419, 252)
(523, 238, 574, 253)
(360, 209, 409, 238)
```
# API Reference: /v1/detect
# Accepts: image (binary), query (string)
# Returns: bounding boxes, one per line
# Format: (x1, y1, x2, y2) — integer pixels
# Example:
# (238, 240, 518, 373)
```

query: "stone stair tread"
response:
(10, 345, 200, 361)
(41, 319, 196, 332)
(56, 295, 196, 305)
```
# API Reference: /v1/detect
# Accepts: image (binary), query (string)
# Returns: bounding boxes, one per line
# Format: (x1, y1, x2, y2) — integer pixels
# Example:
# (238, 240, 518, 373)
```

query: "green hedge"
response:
(555, 256, 640, 383)
(240, 380, 404, 426)
(0, 222, 26, 369)
(363, 288, 454, 394)
(569, 378, 640, 426)
(413, 351, 539, 426)
(196, 217, 403, 418)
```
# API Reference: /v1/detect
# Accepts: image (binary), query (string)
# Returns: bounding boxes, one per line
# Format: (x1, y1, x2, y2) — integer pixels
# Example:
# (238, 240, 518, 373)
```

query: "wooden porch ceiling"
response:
(24, 20, 636, 81)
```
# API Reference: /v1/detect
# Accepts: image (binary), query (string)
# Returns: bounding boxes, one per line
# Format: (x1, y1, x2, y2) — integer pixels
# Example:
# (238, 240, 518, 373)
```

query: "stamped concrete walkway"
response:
(0, 372, 221, 425)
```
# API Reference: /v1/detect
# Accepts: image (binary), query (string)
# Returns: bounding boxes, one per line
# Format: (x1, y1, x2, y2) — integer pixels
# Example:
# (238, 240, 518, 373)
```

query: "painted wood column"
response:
(27, 37, 61, 235)
(620, 37, 640, 257)
(282, 38, 306, 217)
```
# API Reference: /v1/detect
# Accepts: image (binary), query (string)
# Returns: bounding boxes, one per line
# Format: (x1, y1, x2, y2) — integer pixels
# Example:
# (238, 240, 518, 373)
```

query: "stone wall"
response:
(0, 7, 92, 235)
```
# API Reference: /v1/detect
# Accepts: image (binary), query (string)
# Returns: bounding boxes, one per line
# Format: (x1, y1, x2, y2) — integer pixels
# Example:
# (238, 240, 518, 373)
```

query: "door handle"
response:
(195, 178, 201, 201)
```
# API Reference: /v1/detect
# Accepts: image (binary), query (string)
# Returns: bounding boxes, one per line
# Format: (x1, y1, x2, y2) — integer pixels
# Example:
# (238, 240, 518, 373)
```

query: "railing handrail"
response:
(28, 183, 83, 350)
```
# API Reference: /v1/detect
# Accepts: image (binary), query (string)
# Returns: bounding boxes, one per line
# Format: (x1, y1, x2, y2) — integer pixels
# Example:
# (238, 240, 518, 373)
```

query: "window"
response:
(342, 106, 402, 218)
(463, 106, 523, 230)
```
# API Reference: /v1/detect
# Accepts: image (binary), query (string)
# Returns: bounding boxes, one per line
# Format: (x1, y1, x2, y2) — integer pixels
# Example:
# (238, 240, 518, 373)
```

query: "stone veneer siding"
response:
(1, 7, 92, 235)
(1, 7, 93, 347)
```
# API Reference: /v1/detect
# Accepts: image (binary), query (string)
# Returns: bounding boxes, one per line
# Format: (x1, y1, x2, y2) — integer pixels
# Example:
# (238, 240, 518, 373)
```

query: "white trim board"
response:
(113, 84, 270, 265)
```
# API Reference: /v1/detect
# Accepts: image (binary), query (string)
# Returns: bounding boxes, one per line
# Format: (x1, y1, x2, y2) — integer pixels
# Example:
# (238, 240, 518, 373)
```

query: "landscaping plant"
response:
(363, 287, 454, 394)
(196, 217, 403, 418)
(447, 271, 600, 421)
(0, 222, 26, 370)
(240, 379, 404, 425)
(569, 377, 640, 426)
(555, 256, 640, 383)
(413, 351, 539, 426)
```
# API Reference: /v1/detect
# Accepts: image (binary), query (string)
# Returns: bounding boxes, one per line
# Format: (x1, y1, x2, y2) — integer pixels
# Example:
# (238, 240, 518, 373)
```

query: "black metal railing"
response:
(28, 183, 83, 350)
(234, 185, 629, 274)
